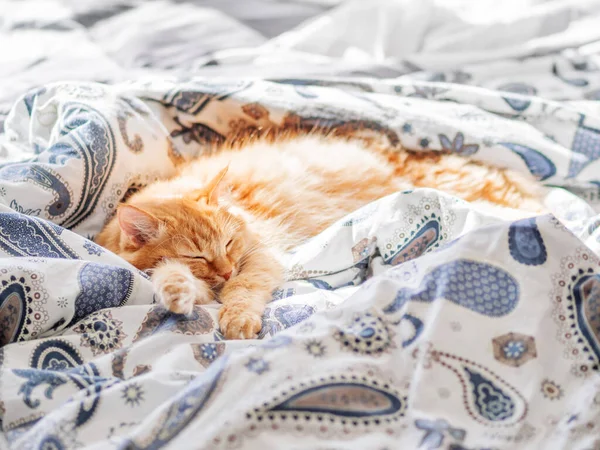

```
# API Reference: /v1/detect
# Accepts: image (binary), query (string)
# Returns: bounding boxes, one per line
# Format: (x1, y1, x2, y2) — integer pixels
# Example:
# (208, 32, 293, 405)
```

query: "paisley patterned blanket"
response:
(0, 75, 598, 450)
(2, 1, 600, 450)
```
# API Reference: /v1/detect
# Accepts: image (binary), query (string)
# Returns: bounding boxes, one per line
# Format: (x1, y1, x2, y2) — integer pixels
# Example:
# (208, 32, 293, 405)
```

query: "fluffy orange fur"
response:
(96, 134, 544, 339)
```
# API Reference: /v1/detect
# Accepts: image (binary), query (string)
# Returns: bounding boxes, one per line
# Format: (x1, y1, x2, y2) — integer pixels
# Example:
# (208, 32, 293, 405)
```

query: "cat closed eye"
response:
(185, 255, 207, 261)
(226, 239, 233, 249)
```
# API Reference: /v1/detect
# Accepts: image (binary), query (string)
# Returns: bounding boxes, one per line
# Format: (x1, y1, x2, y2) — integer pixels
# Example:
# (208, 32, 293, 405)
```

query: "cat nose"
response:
(222, 271, 232, 281)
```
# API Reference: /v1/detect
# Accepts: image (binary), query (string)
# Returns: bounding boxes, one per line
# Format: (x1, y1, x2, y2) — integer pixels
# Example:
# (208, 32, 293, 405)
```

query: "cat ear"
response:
(192, 165, 229, 206)
(117, 205, 161, 247)
(205, 165, 229, 205)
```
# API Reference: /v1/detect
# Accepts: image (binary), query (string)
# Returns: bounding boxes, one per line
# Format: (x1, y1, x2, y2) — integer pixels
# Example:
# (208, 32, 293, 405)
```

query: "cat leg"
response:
(152, 260, 213, 314)
(218, 247, 284, 339)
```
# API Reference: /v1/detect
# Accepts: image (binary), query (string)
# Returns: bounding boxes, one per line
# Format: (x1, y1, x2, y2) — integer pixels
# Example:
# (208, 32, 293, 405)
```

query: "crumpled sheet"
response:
(1, 0, 600, 449)
(0, 74, 599, 449)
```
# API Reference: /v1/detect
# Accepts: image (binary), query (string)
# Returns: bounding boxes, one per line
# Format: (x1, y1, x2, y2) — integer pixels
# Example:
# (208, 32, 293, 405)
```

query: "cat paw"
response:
(218, 302, 262, 339)
(193, 279, 214, 305)
(155, 273, 197, 315)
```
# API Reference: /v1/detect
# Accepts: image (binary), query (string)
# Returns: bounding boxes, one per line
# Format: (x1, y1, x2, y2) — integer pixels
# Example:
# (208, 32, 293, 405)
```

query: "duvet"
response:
(1, 0, 600, 449)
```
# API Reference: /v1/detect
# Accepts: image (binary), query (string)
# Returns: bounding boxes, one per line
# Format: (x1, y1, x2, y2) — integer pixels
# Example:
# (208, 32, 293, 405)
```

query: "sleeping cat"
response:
(96, 134, 544, 339)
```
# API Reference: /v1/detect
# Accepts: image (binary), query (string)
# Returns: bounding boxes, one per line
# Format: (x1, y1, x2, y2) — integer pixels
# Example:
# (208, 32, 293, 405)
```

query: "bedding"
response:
(1, 1, 600, 449)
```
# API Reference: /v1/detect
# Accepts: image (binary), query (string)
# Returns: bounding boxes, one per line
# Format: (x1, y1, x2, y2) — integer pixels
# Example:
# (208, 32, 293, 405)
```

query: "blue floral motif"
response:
(200, 344, 218, 361)
(305, 339, 326, 357)
(492, 332, 537, 367)
(13, 368, 69, 408)
(503, 341, 526, 359)
(384, 259, 519, 317)
(83, 240, 104, 256)
(191, 342, 225, 368)
(122, 382, 145, 407)
(245, 357, 269, 375)
(465, 367, 515, 422)
(508, 217, 547, 266)
(439, 132, 479, 156)
(9, 199, 41, 216)
(335, 311, 394, 355)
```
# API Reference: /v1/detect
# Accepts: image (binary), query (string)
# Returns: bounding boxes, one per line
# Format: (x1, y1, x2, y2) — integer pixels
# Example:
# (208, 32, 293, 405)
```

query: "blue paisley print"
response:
(568, 116, 600, 177)
(71, 263, 134, 326)
(384, 259, 519, 317)
(0, 164, 71, 217)
(58, 103, 117, 229)
(123, 356, 227, 450)
(3, 62, 600, 450)
(498, 142, 556, 180)
(464, 367, 515, 422)
(498, 83, 537, 111)
(0, 213, 78, 258)
(508, 217, 547, 266)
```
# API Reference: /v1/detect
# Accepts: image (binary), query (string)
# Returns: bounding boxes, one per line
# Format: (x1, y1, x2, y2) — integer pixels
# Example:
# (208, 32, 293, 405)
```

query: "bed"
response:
(1, 0, 600, 449)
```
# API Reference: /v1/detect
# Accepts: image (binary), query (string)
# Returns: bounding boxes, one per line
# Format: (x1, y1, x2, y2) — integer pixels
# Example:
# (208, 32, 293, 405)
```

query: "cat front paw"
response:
(156, 273, 197, 315)
(218, 301, 262, 339)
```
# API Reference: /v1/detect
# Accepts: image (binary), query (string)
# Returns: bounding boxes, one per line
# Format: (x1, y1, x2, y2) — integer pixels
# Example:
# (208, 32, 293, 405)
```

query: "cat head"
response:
(111, 166, 251, 287)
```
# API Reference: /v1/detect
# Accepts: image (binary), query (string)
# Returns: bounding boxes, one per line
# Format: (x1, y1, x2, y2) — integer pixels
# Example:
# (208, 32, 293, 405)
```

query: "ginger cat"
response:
(96, 134, 544, 339)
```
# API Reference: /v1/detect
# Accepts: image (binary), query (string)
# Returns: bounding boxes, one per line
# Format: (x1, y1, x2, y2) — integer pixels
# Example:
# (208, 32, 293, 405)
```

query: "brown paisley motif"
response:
(133, 365, 152, 377)
(166, 138, 186, 167)
(0, 290, 23, 346)
(0, 271, 48, 346)
(133, 305, 214, 342)
(112, 347, 129, 379)
(117, 110, 143, 153)
(242, 103, 269, 120)
(282, 112, 400, 148)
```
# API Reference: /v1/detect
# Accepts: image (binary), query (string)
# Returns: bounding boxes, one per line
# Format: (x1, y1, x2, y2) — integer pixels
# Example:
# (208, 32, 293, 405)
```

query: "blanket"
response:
(1, 1, 600, 449)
